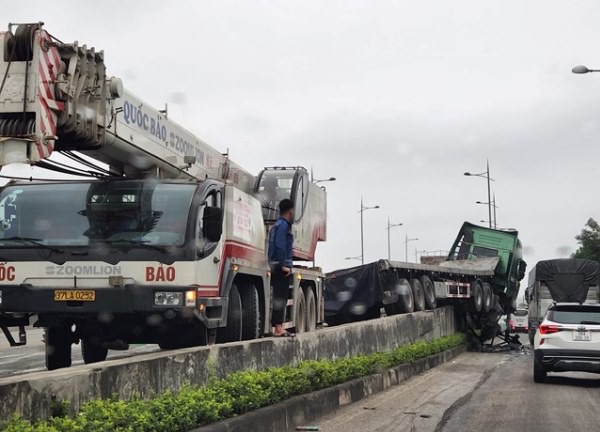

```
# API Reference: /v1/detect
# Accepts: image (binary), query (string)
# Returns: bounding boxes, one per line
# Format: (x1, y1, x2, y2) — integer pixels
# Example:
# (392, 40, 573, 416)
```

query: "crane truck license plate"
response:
(54, 290, 96, 302)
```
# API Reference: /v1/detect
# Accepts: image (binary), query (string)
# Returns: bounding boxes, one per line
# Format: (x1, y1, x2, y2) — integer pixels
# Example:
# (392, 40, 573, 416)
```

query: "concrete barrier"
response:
(0, 306, 456, 421)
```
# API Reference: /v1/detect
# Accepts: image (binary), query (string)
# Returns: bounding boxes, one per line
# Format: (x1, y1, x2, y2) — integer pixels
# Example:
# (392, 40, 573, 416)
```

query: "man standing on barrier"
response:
(268, 198, 295, 337)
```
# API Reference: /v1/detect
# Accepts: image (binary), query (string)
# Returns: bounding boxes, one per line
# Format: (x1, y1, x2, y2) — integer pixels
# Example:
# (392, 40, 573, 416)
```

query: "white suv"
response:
(533, 302, 600, 382)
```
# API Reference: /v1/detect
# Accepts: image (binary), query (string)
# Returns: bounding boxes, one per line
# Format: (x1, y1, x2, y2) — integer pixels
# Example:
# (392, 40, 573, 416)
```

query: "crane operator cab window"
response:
(256, 171, 294, 221)
(256, 169, 310, 223)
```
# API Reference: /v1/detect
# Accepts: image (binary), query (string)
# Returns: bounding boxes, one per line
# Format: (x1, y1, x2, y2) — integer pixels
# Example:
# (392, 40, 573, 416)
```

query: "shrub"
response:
(1, 333, 465, 432)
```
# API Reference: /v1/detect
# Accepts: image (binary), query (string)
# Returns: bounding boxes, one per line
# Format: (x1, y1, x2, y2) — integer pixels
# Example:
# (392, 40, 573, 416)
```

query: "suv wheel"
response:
(533, 356, 547, 383)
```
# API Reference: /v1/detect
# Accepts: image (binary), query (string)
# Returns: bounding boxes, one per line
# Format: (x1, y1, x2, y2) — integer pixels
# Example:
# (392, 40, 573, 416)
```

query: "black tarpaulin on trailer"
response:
(533, 259, 600, 303)
(324, 262, 383, 324)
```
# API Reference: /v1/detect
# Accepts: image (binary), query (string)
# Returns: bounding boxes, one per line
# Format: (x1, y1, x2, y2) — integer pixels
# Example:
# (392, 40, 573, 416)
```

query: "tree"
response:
(574, 218, 600, 261)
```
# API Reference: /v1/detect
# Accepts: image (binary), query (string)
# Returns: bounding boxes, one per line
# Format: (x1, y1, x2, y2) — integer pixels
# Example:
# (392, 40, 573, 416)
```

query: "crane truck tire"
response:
(217, 284, 243, 343)
(410, 278, 426, 311)
(305, 287, 317, 332)
(240, 283, 261, 341)
(45, 327, 72, 371)
(419, 275, 437, 310)
(469, 281, 483, 313)
(397, 278, 414, 313)
(81, 336, 108, 364)
(294, 289, 307, 334)
(482, 282, 493, 313)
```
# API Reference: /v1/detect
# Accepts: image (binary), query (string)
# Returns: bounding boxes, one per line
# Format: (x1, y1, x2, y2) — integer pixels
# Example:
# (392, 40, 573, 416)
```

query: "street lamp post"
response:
(359, 197, 380, 265)
(476, 197, 499, 229)
(314, 177, 337, 184)
(464, 160, 494, 229)
(386, 217, 403, 260)
(345, 256, 362, 261)
(572, 65, 600, 74)
(493, 193, 497, 229)
(404, 234, 418, 262)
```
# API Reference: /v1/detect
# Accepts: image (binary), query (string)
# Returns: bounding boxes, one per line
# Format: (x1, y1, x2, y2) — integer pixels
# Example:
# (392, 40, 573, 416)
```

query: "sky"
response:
(6, 1, 600, 289)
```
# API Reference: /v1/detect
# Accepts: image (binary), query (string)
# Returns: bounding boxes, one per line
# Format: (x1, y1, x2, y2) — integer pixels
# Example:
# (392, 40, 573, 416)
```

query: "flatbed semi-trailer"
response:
(325, 222, 527, 339)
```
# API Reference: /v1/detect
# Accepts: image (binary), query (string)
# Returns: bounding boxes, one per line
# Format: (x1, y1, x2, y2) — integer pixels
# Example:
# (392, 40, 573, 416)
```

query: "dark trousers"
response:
(271, 268, 291, 326)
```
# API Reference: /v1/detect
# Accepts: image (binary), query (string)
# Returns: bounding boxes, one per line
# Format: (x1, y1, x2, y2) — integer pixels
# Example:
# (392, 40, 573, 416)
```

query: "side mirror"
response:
(203, 206, 223, 243)
(517, 259, 527, 281)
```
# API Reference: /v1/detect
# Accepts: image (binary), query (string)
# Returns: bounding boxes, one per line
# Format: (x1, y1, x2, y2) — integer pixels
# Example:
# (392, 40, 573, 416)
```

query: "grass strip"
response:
(3, 333, 465, 432)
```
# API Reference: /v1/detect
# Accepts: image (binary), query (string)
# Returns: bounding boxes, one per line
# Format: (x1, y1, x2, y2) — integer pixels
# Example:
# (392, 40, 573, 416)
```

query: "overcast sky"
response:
(8, 1, 600, 293)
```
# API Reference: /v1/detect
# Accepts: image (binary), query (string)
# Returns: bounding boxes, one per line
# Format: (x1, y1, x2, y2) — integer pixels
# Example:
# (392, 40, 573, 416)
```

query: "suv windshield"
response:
(0, 182, 196, 247)
(513, 310, 528, 316)
(547, 306, 600, 324)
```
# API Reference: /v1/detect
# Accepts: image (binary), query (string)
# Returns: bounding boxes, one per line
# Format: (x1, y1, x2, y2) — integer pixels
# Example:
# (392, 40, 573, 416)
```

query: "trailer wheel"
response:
(410, 279, 426, 311)
(305, 288, 317, 332)
(294, 289, 307, 333)
(469, 281, 483, 313)
(240, 283, 261, 341)
(420, 276, 437, 309)
(218, 284, 243, 343)
(482, 283, 493, 313)
(81, 336, 108, 364)
(397, 278, 414, 313)
(45, 326, 72, 371)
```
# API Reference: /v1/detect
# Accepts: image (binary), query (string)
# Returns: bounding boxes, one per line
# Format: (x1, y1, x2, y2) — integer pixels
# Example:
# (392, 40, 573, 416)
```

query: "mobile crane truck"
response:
(0, 23, 327, 370)
(325, 222, 528, 342)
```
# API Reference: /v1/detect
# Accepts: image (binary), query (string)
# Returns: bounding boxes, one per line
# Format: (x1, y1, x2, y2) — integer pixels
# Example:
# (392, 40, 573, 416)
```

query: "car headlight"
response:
(154, 291, 182, 306)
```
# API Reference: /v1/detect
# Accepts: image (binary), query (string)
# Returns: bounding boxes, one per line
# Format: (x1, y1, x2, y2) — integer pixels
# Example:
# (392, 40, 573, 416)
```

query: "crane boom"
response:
(0, 23, 254, 192)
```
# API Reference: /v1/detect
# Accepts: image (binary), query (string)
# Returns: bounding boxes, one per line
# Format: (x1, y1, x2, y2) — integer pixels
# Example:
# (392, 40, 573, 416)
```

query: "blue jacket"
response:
(268, 217, 293, 268)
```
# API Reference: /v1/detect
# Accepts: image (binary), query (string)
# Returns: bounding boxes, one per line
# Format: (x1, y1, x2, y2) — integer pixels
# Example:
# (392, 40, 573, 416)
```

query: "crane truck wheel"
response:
(482, 283, 493, 313)
(419, 275, 437, 309)
(469, 281, 483, 313)
(240, 283, 261, 341)
(410, 279, 426, 311)
(397, 278, 414, 313)
(45, 326, 72, 371)
(294, 289, 307, 334)
(81, 336, 108, 364)
(305, 287, 317, 332)
(217, 284, 243, 343)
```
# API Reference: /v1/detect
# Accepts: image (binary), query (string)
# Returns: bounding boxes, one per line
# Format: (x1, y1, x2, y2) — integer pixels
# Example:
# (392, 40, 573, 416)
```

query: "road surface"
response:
(315, 347, 600, 432)
(0, 327, 160, 377)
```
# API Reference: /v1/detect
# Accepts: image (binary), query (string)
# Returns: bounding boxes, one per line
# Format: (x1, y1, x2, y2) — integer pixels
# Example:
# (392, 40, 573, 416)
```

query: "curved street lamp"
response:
(464, 160, 494, 228)
(359, 197, 380, 265)
(314, 177, 337, 184)
(572, 65, 600, 74)
(386, 218, 403, 260)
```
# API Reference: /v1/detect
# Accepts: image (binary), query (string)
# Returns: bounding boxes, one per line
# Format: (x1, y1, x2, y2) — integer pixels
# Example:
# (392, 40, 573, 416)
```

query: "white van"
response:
(509, 309, 528, 333)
